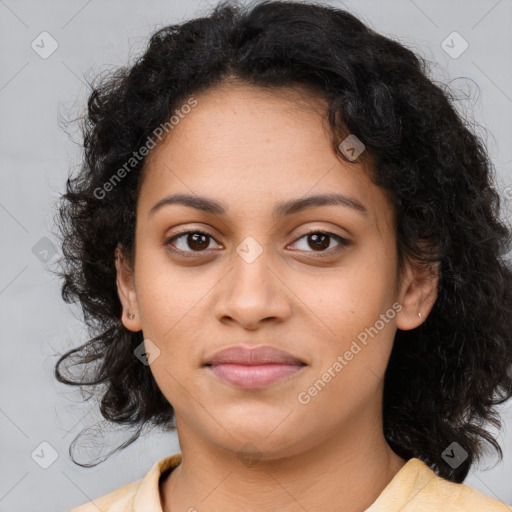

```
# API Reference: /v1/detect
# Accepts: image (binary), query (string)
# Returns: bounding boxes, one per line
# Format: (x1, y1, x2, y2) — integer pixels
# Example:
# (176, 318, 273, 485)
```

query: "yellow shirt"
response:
(69, 452, 511, 511)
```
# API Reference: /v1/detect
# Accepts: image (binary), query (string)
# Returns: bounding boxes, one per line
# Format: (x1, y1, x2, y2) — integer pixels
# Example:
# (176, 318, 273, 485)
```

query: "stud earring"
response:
(128, 312, 134, 320)
(418, 312, 422, 320)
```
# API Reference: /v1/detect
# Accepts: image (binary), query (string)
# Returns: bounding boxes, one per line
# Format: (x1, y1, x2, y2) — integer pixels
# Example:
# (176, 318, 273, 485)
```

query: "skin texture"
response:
(115, 81, 439, 512)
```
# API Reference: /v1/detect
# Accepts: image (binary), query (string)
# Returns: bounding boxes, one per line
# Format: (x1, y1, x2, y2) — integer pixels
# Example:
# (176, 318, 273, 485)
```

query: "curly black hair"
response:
(53, 0, 512, 482)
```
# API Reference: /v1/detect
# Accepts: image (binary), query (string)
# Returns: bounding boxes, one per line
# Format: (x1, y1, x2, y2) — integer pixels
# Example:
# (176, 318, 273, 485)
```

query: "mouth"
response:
(205, 362, 306, 389)
(203, 344, 307, 389)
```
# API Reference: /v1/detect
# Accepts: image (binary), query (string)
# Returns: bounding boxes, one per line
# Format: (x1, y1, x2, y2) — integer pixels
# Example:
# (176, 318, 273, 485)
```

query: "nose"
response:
(213, 244, 292, 330)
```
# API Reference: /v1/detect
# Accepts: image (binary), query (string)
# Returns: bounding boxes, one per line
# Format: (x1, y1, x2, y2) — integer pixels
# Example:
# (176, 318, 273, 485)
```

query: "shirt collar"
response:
(132, 452, 182, 512)
(365, 458, 437, 511)
(131, 453, 434, 512)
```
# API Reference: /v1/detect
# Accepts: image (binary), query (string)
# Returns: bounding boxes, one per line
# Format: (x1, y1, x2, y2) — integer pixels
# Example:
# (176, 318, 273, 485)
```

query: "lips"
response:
(204, 345, 306, 366)
(204, 344, 306, 389)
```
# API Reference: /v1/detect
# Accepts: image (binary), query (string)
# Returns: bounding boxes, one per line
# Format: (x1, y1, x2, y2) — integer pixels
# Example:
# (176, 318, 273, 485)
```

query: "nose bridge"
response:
(214, 233, 291, 326)
(231, 233, 277, 301)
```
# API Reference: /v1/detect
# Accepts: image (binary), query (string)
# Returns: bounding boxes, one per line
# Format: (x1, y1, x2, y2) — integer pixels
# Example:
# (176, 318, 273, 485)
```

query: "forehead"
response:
(137, 82, 393, 232)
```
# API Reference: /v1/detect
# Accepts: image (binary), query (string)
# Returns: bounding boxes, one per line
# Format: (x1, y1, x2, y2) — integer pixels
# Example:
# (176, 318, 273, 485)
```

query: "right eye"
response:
(164, 229, 223, 254)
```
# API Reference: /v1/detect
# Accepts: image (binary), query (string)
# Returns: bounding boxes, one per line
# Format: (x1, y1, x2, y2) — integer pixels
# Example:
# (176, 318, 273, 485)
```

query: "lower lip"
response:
(206, 363, 305, 389)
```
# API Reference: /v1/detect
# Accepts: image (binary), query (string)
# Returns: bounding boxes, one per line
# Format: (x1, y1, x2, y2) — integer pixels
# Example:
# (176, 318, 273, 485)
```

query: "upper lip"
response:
(204, 344, 306, 366)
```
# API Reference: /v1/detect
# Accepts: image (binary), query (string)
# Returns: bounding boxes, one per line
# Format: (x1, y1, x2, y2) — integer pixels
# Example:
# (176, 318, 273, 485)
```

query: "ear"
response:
(115, 243, 142, 332)
(395, 255, 440, 331)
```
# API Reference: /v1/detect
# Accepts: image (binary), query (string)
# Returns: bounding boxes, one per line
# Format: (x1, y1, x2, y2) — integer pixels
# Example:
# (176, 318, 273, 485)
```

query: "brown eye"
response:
(165, 228, 349, 258)
(306, 232, 330, 251)
(165, 230, 220, 253)
(289, 230, 350, 255)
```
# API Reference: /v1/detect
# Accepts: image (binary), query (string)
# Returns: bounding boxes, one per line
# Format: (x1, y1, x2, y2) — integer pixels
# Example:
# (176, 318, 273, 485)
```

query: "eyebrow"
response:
(148, 192, 368, 219)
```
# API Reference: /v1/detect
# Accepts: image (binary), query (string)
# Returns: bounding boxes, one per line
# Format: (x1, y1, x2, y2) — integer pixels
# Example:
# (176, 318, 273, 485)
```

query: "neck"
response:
(160, 409, 406, 512)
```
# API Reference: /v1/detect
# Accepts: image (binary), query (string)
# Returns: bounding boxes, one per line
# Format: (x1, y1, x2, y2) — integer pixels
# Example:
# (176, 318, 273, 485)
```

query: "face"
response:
(116, 81, 437, 460)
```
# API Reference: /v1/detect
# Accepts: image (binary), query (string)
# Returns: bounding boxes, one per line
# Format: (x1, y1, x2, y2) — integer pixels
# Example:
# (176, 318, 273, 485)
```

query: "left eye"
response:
(165, 229, 349, 255)
(289, 230, 349, 254)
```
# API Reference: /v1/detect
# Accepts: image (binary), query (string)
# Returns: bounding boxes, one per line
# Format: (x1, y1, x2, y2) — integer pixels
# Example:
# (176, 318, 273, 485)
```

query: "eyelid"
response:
(164, 228, 222, 256)
(164, 225, 351, 257)
(287, 228, 350, 252)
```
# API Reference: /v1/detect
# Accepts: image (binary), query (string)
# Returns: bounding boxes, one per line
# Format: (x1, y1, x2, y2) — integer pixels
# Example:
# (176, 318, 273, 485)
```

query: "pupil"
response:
(189, 233, 208, 250)
(309, 233, 329, 251)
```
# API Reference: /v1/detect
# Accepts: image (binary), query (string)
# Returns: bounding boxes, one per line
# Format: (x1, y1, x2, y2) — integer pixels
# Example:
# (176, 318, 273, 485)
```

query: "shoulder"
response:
(69, 480, 140, 512)
(367, 458, 511, 512)
(416, 472, 511, 512)
(68, 452, 183, 512)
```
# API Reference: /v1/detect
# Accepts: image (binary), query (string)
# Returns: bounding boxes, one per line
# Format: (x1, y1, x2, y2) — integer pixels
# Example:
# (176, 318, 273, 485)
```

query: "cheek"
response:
(132, 264, 198, 390)
(295, 279, 398, 425)
(298, 252, 397, 339)
(294, 246, 399, 401)
(135, 250, 204, 332)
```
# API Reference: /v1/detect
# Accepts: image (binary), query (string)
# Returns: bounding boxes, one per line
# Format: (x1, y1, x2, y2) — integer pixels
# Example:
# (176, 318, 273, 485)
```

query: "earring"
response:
(128, 312, 134, 320)
(418, 312, 422, 320)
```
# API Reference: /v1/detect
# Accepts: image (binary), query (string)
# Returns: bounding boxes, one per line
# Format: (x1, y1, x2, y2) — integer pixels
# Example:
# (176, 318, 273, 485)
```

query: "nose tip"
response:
(213, 260, 292, 330)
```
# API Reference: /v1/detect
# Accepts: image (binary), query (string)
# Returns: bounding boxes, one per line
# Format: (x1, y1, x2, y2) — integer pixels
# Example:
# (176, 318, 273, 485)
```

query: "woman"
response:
(55, 1, 512, 510)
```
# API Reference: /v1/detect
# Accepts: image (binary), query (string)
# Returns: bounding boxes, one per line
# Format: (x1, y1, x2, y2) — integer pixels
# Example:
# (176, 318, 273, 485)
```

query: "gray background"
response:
(1, 0, 511, 511)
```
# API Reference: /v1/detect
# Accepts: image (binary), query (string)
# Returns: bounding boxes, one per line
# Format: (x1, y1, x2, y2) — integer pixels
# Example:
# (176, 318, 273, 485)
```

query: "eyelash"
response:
(164, 228, 350, 258)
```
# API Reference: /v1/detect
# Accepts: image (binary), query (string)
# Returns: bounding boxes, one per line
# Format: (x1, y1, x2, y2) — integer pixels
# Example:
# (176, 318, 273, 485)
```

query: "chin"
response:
(210, 409, 311, 458)
(218, 433, 306, 463)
